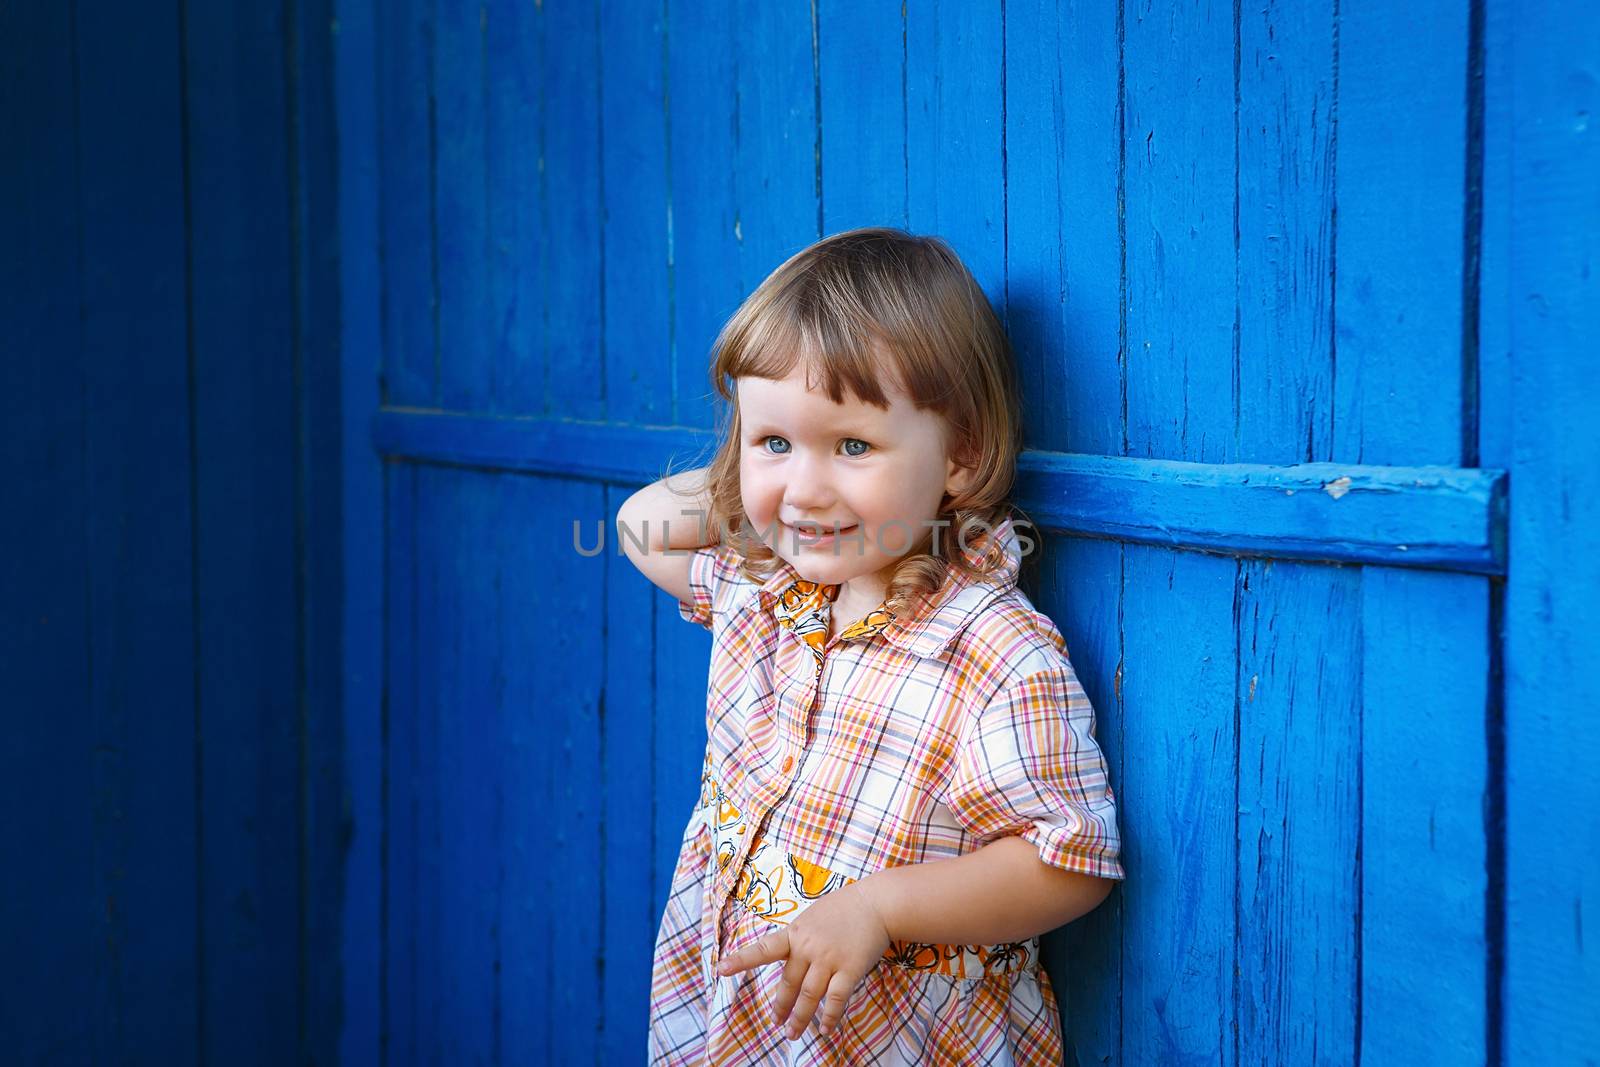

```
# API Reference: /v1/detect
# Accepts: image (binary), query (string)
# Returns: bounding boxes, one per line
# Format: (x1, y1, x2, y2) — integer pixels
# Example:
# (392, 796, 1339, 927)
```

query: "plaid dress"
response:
(649, 517, 1124, 1065)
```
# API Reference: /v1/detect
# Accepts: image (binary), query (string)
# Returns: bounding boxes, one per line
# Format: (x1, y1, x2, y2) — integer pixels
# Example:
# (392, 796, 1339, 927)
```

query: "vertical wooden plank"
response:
(289, 1, 350, 1061)
(735, 4, 820, 294)
(385, 464, 422, 1067)
(905, 0, 1005, 315)
(1334, 4, 1489, 1062)
(1124, 0, 1235, 467)
(1235, 0, 1336, 465)
(428, 466, 501, 1065)
(411, 466, 445, 1064)
(1233, 8, 1358, 1064)
(665, 0, 739, 430)
(1003, 0, 1128, 1059)
(1005, 0, 1122, 458)
(543, 0, 605, 422)
(73, 1, 201, 1062)
(1489, 4, 1600, 1061)
(0, 4, 98, 1061)
(551, 476, 605, 1064)
(500, 469, 551, 1064)
(335, 0, 388, 1062)
(601, 0, 671, 426)
(1235, 560, 1361, 1065)
(436, 0, 492, 411)
(1359, 567, 1488, 1064)
(184, 3, 302, 1061)
(818, 2, 907, 233)
(1116, 4, 1242, 1064)
(1119, 544, 1236, 1067)
(1331, 2, 1468, 468)
(484, 0, 543, 416)
(379, 0, 438, 407)
(499, 474, 606, 1061)
(464, 470, 505, 1067)
(600, 485, 659, 1060)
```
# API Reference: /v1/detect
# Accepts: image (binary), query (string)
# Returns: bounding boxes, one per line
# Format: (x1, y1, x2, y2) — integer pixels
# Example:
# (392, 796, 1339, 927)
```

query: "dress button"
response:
(781, 755, 794, 774)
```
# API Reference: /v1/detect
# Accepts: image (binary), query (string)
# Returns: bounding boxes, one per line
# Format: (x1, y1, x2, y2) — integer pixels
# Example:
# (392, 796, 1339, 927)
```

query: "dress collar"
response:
(751, 517, 1024, 661)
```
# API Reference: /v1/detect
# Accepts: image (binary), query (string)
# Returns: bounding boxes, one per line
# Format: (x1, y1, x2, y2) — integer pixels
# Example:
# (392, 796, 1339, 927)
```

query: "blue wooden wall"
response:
(2, 1, 346, 1064)
(4, 2, 1596, 1066)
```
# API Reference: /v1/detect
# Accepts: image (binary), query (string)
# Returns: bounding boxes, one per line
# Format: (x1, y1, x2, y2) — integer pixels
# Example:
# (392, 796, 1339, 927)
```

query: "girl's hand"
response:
(714, 881, 891, 1040)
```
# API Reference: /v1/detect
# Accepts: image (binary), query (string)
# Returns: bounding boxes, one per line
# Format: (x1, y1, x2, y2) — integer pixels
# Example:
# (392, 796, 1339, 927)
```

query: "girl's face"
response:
(736, 363, 974, 593)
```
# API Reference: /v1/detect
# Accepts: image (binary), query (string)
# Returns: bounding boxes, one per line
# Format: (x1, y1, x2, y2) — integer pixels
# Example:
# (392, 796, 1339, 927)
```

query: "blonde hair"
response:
(679, 226, 1027, 619)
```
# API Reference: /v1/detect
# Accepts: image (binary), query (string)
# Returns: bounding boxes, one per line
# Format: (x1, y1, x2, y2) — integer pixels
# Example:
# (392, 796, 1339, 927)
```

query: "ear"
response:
(944, 451, 978, 500)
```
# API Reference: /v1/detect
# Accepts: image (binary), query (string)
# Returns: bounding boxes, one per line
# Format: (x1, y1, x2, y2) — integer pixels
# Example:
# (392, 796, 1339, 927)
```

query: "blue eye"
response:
(762, 436, 791, 455)
(841, 438, 871, 457)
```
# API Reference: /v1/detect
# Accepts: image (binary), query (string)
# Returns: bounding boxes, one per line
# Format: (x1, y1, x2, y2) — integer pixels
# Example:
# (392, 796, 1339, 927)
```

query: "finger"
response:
(716, 929, 788, 977)
(814, 971, 858, 1036)
(770, 953, 808, 1027)
(783, 969, 834, 1040)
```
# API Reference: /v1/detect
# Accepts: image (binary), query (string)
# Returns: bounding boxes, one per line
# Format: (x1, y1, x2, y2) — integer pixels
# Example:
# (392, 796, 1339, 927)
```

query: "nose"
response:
(780, 448, 834, 516)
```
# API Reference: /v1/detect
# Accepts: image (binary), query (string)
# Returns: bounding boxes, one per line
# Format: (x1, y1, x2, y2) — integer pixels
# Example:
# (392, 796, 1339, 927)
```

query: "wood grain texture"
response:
(1359, 565, 1489, 1063)
(185, 3, 304, 1059)
(378, 0, 437, 407)
(291, 1, 349, 1061)
(600, 483, 659, 1060)
(1118, 8, 1241, 1063)
(819, 2, 908, 234)
(1484, 2, 1600, 1061)
(1335, 5, 1491, 1063)
(543, 0, 604, 424)
(413, 465, 498, 1065)
(735, 1, 819, 299)
(1236, 559, 1362, 1065)
(78, 2, 201, 1062)
(3, 5, 118, 1062)
(435, 0, 490, 412)
(601, 0, 671, 428)
(335, 2, 387, 1063)
(907, 0, 1005, 316)
(1002, 1, 1128, 1058)
(665, 0, 739, 432)
(6, 1, 343, 1061)
(384, 464, 421, 1067)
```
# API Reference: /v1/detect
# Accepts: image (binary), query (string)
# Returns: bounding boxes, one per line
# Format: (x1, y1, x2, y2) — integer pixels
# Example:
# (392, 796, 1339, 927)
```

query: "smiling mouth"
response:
(789, 522, 858, 541)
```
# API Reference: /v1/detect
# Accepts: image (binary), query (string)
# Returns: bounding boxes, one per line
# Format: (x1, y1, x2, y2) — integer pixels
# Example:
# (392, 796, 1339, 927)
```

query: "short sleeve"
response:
(675, 543, 746, 631)
(944, 662, 1125, 880)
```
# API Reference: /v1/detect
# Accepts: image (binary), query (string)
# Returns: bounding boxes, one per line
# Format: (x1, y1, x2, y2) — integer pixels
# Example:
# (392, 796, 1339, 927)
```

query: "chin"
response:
(784, 553, 876, 586)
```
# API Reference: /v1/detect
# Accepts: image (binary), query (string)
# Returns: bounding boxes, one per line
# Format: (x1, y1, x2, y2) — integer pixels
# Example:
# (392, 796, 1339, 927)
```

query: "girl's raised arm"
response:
(615, 466, 719, 604)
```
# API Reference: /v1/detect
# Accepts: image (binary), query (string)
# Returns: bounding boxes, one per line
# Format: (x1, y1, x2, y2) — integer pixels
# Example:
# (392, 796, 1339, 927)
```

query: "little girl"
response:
(617, 228, 1124, 1065)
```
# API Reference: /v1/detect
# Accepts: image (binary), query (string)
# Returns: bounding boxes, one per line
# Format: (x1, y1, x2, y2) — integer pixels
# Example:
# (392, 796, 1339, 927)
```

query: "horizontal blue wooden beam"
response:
(1016, 451, 1505, 575)
(372, 409, 1507, 575)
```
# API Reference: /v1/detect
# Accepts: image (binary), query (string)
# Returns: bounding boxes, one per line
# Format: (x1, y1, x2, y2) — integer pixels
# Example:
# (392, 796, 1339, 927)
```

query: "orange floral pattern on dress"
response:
(702, 771, 1035, 979)
(772, 579, 897, 677)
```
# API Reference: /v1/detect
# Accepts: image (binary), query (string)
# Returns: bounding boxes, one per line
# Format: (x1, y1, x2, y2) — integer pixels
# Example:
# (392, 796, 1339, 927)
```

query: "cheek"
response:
(738, 459, 775, 518)
(866, 462, 939, 515)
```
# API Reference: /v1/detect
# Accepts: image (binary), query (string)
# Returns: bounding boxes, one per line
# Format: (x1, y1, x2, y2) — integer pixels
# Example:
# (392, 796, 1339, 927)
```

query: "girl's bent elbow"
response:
(614, 503, 651, 557)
